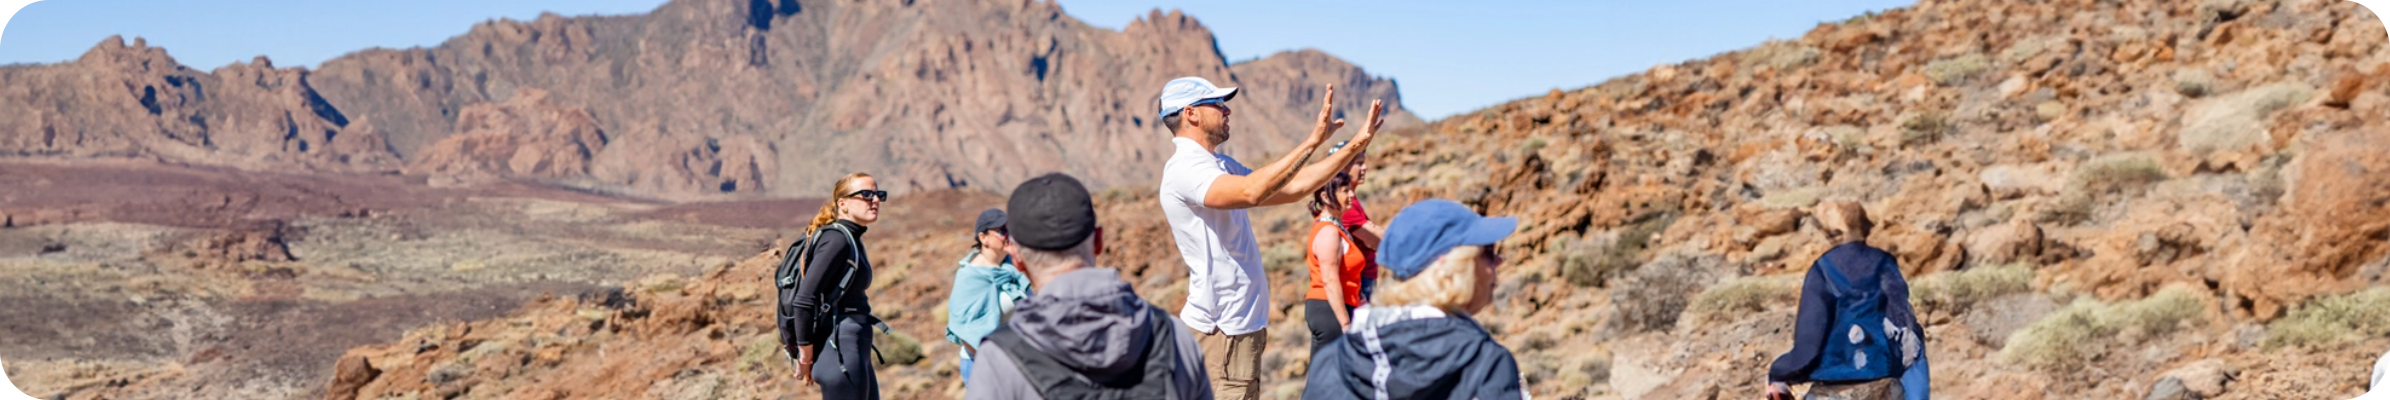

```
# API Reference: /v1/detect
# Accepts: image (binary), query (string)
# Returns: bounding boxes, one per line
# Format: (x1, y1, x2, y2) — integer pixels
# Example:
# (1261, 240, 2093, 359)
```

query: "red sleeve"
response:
(1342, 197, 1370, 228)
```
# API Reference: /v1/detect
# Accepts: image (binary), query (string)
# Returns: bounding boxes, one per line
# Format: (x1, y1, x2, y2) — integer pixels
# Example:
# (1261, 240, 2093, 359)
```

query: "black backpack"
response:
(773, 224, 859, 359)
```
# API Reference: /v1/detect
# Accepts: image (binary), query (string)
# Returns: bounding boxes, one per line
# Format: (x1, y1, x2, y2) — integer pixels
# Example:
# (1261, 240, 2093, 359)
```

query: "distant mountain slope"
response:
(0, 0, 1421, 199)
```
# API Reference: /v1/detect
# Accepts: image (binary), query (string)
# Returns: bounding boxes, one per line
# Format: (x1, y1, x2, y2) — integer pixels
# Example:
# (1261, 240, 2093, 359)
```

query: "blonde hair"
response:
(807, 172, 873, 233)
(1372, 246, 1484, 314)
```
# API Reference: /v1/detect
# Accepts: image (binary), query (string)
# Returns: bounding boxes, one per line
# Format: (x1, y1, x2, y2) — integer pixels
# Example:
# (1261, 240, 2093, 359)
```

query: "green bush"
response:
(1688, 275, 1800, 316)
(2040, 154, 2168, 225)
(2264, 288, 2390, 348)
(2001, 286, 2206, 372)
(1924, 53, 1990, 86)
(1264, 242, 1304, 276)
(1742, 41, 1822, 71)
(1559, 213, 1675, 287)
(1899, 112, 1953, 146)
(876, 329, 927, 366)
(1911, 263, 2035, 314)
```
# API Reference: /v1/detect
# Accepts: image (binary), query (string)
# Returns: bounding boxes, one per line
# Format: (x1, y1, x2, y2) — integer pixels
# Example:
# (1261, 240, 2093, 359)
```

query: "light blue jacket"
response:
(946, 249, 1030, 359)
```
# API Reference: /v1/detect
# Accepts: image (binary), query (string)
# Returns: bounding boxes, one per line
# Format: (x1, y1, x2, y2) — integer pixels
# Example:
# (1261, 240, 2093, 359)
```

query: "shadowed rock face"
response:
(1, 0, 1418, 199)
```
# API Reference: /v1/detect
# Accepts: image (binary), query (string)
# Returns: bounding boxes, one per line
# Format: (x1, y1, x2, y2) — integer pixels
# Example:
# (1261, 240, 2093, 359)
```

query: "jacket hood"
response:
(1007, 268, 1154, 380)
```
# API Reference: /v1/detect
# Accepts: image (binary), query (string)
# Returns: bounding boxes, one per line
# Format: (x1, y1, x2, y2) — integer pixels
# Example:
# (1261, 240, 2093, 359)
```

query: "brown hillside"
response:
(0, 0, 1421, 200)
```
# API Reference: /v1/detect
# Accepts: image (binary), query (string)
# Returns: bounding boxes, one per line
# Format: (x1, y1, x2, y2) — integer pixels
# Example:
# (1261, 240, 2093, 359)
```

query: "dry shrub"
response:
(1911, 263, 2035, 314)
(2001, 286, 2207, 372)
(2040, 153, 2168, 225)
(1924, 53, 1990, 86)
(2264, 288, 2390, 348)
(1688, 274, 1801, 316)
(1559, 212, 1675, 288)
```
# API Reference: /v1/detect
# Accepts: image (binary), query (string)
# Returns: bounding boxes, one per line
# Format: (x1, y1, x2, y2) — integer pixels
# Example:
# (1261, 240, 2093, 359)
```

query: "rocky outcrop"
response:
(3, 0, 1419, 199)
(407, 88, 608, 183)
(301, 0, 1418, 197)
(0, 36, 399, 171)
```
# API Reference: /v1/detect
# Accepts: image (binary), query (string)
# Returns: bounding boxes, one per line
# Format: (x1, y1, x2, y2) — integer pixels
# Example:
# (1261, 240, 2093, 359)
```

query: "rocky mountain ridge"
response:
(0, 0, 1421, 199)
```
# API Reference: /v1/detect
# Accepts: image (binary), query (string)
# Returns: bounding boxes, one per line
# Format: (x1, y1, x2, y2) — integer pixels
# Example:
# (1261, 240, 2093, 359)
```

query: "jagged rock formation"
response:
(0, 36, 400, 171)
(2, 0, 1418, 199)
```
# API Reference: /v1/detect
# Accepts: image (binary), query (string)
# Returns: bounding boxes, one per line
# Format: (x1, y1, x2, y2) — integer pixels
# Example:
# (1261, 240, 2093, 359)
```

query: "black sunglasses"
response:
(1189, 97, 1229, 111)
(845, 189, 889, 201)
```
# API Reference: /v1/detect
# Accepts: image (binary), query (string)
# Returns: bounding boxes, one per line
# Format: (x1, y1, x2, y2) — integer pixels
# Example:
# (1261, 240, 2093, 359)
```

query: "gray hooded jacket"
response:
(963, 268, 1212, 400)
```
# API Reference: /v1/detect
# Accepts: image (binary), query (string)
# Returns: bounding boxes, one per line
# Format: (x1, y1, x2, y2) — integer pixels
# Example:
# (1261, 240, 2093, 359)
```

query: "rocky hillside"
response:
(0, 0, 1421, 199)
(37, 0, 2389, 399)
(1348, 0, 2389, 398)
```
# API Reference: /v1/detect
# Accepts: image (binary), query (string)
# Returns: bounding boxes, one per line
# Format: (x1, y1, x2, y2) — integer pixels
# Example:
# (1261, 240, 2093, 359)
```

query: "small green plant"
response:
(1688, 274, 1800, 316)
(1264, 242, 1304, 276)
(1899, 112, 1953, 146)
(1559, 213, 1675, 287)
(2173, 69, 2215, 98)
(1923, 53, 1990, 86)
(1742, 41, 1822, 71)
(2265, 288, 2390, 348)
(2002, 286, 2206, 372)
(2040, 154, 2168, 225)
(875, 329, 927, 366)
(1521, 137, 1550, 154)
(1911, 263, 2035, 314)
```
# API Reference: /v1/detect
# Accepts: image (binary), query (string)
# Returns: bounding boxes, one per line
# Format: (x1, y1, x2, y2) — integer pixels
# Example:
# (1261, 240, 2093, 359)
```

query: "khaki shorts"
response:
(1196, 327, 1267, 400)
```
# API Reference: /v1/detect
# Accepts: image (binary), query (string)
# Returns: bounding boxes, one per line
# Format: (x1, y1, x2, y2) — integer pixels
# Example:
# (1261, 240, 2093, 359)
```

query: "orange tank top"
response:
(1305, 217, 1369, 305)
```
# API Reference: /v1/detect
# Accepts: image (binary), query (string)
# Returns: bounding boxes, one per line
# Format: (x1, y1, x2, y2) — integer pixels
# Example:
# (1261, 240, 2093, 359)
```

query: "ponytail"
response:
(1308, 172, 1353, 217)
(806, 172, 873, 233)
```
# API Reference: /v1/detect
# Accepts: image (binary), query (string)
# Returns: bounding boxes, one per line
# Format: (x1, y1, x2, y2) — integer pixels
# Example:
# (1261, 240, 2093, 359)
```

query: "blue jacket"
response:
(1770, 242, 1929, 400)
(1304, 305, 1526, 400)
(947, 249, 1030, 358)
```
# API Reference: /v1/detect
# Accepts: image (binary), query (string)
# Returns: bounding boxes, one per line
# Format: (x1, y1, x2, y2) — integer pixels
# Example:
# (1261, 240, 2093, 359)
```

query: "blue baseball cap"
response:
(1157, 77, 1238, 122)
(1379, 200, 1518, 280)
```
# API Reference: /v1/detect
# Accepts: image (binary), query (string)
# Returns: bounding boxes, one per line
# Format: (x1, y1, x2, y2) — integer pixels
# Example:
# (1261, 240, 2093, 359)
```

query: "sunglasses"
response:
(844, 189, 889, 202)
(1189, 97, 1229, 111)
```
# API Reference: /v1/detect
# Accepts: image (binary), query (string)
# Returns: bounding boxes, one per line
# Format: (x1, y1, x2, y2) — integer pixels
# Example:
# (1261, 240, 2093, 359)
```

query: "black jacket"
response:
(791, 219, 871, 347)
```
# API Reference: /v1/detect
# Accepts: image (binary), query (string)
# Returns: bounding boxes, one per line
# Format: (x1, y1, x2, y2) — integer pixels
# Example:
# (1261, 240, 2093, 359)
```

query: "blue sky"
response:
(0, 0, 1915, 119)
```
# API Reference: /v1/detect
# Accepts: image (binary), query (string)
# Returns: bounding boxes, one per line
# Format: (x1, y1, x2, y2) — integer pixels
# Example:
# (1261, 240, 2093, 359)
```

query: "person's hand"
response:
(1307, 84, 1345, 144)
(793, 353, 816, 386)
(1766, 381, 1792, 400)
(1353, 99, 1386, 143)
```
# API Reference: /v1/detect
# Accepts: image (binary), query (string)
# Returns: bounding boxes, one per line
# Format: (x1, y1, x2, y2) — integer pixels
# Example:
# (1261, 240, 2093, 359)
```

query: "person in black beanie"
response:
(964, 173, 1213, 400)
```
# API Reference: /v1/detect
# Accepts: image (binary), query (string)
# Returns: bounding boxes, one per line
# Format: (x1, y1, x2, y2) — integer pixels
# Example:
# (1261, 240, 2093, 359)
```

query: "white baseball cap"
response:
(1156, 76, 1238, 122)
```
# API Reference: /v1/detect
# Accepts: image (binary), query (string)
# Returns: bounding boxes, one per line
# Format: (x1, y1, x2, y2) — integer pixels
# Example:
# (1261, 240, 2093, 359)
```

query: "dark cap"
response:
(1006, 173, 1097, 250)
(973, 209, 1007, 234)
(1379, 199, 1518, 280)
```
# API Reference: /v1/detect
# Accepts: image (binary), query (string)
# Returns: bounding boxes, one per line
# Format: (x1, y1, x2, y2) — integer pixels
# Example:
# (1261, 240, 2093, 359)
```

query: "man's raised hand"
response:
(1355, 99, 1386, 143)
(1309, 84, 1345, 143)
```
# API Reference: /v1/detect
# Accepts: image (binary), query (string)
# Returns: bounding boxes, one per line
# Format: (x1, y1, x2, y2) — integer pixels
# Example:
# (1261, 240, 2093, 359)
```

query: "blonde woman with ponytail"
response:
(788, 172, 886, 399)
(1303, 199, 1527, 400)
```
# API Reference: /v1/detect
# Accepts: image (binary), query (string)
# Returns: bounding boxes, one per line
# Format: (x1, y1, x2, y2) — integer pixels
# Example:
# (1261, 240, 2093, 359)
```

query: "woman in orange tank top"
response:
(1305, 172, 1369, 354)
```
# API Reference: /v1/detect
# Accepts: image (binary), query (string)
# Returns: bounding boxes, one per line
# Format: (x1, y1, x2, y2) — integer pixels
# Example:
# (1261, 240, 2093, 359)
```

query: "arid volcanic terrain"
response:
(8, 0, 2390, 399)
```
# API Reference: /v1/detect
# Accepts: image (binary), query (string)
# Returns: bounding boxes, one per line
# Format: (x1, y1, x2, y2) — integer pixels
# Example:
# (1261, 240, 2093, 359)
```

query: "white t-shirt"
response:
(1160, 137, 1270, 335)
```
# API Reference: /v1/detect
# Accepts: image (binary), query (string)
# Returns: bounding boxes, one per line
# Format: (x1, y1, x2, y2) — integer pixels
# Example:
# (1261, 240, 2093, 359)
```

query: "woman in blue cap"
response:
(946, 208, 1030, 386)
(1304, 199, 1528, 400)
